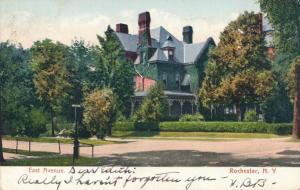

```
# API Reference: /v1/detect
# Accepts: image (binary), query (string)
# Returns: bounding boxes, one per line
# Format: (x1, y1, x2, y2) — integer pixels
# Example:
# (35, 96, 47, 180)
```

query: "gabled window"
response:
(162, 35, 175, 61)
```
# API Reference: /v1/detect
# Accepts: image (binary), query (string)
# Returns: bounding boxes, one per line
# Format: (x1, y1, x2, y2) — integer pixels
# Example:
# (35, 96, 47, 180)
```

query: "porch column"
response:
(191, 101, 194, 114)
(131, 100, 135, 116)
(168, 100, 173, 116)
(180, 100, 183, 115)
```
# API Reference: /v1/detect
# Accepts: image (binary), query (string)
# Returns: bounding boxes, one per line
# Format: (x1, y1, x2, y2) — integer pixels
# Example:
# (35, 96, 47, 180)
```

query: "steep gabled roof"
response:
(115, 32, 138, 52)
(183, 43, 205, 63)
(149, 48, 168, 62)
(115, 26, 215, 64)
(150, 26, 184, 63)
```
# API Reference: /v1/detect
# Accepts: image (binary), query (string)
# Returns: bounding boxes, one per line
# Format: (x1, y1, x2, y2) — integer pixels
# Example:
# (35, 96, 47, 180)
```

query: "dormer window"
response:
(168, 49, 174, 60)
(162, 35, 176, 61)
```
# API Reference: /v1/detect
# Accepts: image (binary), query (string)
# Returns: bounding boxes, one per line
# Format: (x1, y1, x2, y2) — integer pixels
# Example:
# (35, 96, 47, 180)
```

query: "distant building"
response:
(115, 11, 215, 116)
(257, 13, 275, 60)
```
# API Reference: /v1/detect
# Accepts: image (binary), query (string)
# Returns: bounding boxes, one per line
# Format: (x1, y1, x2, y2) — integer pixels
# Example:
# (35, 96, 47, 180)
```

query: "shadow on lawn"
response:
(97, 150, 300, 167)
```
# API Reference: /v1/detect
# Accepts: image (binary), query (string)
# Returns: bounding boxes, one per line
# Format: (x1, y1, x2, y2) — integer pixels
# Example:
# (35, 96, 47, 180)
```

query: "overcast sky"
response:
(0, 0, 260, 48)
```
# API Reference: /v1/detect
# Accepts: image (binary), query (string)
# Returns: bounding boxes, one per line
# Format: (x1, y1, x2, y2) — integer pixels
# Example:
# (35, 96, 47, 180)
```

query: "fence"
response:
(14, 138, 95, 157)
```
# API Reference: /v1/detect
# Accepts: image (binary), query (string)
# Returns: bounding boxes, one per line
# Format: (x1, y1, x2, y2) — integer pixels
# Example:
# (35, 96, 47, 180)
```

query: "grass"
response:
(112, 131, 283, 139)
(0, 156, 100, 166)
(3, 148, 58, 157)
(3, 136, 119, 145)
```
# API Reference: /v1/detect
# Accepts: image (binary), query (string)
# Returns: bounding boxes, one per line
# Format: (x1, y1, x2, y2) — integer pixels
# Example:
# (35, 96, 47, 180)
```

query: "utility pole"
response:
(72, 104, 81, 163)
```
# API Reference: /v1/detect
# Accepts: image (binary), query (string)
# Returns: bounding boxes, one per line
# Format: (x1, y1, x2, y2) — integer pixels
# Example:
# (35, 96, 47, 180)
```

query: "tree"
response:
(97, 26, 135, 116)
(31, 39, 72, 136)
(259, 0, 300, 137)
(0, 42, 35, 162)
(24, 108, 48, 138)
(261, 54, 293, 123)
(63, 39, 90, 121)
(83, 45, 109, 93)
(0, 42, 15, 162)
(83, 88, 117, 139)
(259, 0, 300, 57)
(199, 11, 275, 121)
(287, 56, 300, 138)
(134, 84, 168, 122)
(111, 59, 135, 115)
(61, 39, 97, 122)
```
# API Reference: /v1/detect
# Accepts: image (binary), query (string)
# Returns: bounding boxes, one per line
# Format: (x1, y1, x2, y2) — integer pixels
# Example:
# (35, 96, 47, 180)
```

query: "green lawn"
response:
(0, 156, 100, 166)
(3, 136, 119, 145)
(112, 131, 284, 139)
(2, 146, 100, 166)
(3, 148, 59, 157)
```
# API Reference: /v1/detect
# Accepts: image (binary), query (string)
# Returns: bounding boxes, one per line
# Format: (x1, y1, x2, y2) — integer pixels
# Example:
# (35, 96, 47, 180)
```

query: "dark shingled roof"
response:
(115, 26, 214, 64)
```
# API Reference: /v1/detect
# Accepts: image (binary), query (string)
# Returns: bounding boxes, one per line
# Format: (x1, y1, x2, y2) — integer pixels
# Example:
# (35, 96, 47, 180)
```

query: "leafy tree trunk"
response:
(293, 65, 300, 139)
(0, 86, 5, 162)
(236, 104, 242, 122)
(50, 109, 55, 137)
(107, 124, 112, 137)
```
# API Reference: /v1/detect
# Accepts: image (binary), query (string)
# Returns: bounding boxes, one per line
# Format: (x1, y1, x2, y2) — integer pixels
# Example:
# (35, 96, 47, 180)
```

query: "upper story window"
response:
(168, 49, 174, 60)
(176, 73, 180, 89)
(162, 72, 167, 88)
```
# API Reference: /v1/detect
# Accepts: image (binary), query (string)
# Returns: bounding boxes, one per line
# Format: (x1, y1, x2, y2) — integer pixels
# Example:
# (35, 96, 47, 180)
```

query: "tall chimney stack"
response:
(183, 26, 193, 44)
(138, 11, 151, 46)
(116, 23, 128, 34)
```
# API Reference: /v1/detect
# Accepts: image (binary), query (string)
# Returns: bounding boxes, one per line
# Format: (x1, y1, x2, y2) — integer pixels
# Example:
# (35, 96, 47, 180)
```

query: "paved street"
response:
(3, 137, 300, 166)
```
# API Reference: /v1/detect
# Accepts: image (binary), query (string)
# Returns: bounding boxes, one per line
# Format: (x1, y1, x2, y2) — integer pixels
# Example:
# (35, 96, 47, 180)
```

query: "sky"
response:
(0, 0, 260, 48)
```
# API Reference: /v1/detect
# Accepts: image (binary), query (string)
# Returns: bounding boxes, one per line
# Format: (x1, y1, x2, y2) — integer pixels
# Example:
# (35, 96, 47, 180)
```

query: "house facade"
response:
(115, 11, 216, 116)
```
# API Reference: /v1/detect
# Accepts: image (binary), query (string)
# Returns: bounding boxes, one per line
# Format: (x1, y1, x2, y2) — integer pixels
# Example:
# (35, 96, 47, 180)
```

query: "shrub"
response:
(161, 115, 179, 121)
(57, 129, 74, 138)
(7, 120, 24, 137)
(206, 114, 238, 121)
(113, 121, 292, 135)
(116, 111, 127, 122)
(134, 84, 168, 122)
(244, 109, 258, 122)
(179, 113, 204, 122)
(113, 121, 159, 131)
(77, 125, 92, 138)
(83, 88, 117, 139)
(159, 122, 291, 135)
(134, 121, 159, 131)
(56, 122, 74, 131)
(24, 108, 48, 137)
(113, 122, 134, 131)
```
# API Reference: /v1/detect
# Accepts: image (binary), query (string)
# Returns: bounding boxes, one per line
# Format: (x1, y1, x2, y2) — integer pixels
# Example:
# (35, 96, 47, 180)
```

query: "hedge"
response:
(113, 121, 292, 135)
(113, 122, 158, 131)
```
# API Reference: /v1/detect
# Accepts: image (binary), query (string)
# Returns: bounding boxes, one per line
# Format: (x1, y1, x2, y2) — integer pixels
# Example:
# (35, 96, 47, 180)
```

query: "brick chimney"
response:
(116, 23, 128, 34)
(138, 11, 151, 46)
(183, 26, 193, 44)
(257, 13, 263, 34)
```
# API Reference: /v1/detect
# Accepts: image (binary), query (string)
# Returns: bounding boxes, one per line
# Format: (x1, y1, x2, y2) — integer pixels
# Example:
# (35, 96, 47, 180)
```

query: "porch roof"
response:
(134, 90, 195, 97)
